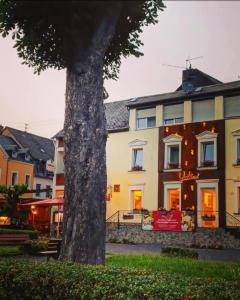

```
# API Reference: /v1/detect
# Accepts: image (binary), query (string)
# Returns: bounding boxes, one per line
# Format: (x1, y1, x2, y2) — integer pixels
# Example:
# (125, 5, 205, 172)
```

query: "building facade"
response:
(53, 68, 240, 229)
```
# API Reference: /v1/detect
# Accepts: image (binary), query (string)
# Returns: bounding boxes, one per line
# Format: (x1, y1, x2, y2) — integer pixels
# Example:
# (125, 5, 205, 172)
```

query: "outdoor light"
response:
(185, 160, 189, 166)
(191, 185, 194, 191)
(31, 205, 35, 209)
(165, 127, 169, 132)
(211, 127, 215, 133)
(191, 149, 194, 155)
(202, 122, 206, 127)
(184, 194, 187, 200)
(184, 140, 188, 146)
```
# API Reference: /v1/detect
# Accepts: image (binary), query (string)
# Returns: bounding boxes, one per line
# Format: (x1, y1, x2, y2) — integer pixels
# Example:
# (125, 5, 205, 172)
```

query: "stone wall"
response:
(106, 223, 240, 249)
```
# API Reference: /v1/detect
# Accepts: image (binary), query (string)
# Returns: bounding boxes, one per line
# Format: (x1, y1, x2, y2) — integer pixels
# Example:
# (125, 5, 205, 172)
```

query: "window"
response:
(11, 172, 17, 186)
(196, 131, 217, 168)
(132, 149, 143, 170)
(163, 103, 184, 125)
(201, 141, 214, 166)
(167, 144, 180, 169)
(238, 187, 240, 214)
(224, 96, 240, 118)
(164, 183, 181, 210)
(36, 184, 41, 196)
(192, 99, 214, 122)
(132, 190, 142, 210)
(46, 185, 51, 198)
(163, 134, 182, 170)
(136, 108, 156, 129)
(237, 139, 240, 165)
(25, 174, 30, 187)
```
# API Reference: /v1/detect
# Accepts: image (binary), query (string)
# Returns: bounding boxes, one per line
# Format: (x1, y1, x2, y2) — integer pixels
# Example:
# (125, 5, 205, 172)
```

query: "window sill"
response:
(197, 166, 217, 170)
(136, 127, 156, 131)
(163, 168, 181, 172)
(233, 164, 240, 168)
(128, 169, 146, 173)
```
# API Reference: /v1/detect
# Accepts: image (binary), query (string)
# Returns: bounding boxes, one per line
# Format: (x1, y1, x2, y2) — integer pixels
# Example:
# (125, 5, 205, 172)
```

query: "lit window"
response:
(11, 172, 17, 186)
(36, 184, 41, 196)
(25, 175, 30, 187)
(132, 190, 142, 210)
(136, 108, 156, 129)
(168, 189, 180, 210)
(132, 149, 143, 170)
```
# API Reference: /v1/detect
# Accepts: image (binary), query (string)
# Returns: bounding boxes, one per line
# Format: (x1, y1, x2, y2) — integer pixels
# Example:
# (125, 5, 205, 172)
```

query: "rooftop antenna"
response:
(186, 56, 203, 69)
(24, 123, 29, 132)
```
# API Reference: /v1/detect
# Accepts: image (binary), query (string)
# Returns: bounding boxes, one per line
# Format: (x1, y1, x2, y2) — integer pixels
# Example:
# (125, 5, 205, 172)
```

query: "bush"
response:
(21, 240, 48, 255)
(0, 228, 39, 239)
(0, 259, 239, 300)
(0, 246, 23, 257)
(162, 247, 198, 259)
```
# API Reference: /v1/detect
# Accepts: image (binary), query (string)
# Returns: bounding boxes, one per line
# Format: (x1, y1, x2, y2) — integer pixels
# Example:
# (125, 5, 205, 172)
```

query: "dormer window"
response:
(196, 131, 218, 169)
(25, 153, 30, 161)
(136, 108, 156, 129)
(12, 151, 17, 159)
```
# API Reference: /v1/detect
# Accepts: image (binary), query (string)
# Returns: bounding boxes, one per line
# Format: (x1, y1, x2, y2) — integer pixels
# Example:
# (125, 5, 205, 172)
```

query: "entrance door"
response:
(199, 188, 217, 228)
(132, 190, 142, 211)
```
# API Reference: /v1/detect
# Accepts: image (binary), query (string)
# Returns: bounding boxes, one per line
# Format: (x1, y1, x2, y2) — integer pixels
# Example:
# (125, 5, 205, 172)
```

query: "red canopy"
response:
(19, 198, 64, 206)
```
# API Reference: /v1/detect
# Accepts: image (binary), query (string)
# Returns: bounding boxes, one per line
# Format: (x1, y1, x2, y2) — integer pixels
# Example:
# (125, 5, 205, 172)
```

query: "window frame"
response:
(163, 134, 182, 171)
(35, 183, 41, 197)
(196, 131, 218, 169)
(234, 182, 240, 214)
(136, 116, 156, 130)
(11, 171, 18, 186)
(164, 117, 184, 125)
(46, 185, 51, 198)
(132, 148, 143, 170)
(25, 174, 31, 187)
(163, 182, 182, 211)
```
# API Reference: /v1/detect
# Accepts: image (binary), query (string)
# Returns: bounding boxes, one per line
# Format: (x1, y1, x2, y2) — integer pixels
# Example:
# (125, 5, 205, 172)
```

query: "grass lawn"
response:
(0, 245, 23, 257)
(106, 254, 240, 281)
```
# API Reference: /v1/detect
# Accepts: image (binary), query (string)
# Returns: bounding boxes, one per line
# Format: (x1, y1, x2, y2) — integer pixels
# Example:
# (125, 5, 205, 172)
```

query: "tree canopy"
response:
(0, 0, 164, 79)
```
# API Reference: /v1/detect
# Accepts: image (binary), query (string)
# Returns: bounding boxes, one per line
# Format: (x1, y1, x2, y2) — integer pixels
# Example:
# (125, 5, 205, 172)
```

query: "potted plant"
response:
(201, 160, 214, 167)
(131, 165, 143, 171)
(168, 162, 179, 169)
(201, 214, 216, 221)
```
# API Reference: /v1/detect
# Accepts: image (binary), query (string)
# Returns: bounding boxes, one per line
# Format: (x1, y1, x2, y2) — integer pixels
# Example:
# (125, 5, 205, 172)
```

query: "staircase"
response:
(225, 212, 240, 239)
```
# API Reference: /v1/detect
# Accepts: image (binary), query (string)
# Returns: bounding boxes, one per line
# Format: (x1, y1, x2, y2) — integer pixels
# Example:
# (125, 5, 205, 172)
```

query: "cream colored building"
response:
(53, 68, 240, 228)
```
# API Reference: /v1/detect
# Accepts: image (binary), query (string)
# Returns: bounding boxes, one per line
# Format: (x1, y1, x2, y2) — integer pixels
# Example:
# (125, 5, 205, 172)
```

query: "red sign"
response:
(153, 210, 181, 231)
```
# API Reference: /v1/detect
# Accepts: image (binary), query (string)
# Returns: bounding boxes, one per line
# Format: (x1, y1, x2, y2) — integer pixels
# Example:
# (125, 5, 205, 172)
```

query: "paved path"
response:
(106, 243, 240, 263)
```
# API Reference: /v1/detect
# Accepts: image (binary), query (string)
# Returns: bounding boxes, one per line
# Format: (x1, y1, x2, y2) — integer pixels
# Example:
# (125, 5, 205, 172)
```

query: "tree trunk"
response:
(59, 54, 107, 264)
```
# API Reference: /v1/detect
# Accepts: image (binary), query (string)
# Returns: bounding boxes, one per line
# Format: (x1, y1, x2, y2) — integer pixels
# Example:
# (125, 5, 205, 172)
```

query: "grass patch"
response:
(106, 254, 240, 281)
(0, 246, 23, 257)
(161, 247, 198, 259)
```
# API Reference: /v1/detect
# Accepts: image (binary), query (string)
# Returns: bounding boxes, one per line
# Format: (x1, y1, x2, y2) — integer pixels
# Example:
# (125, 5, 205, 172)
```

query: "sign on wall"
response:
(142, 210, 195, 232)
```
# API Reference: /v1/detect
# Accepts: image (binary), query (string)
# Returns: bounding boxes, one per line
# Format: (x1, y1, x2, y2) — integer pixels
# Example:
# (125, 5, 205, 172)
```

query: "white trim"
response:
(131, 148, 144, 170)
(233, 135, 240, 165)
(128, 185, 145, 210)
(163, 182, 182, 210)
(197, 180, 219, 227)
(234, 182, 240, 214)
(163, 134, 182, 170)
(128, 139, 147, 147)
(196, 131, 217, 168)
(163, 168, 181, 173)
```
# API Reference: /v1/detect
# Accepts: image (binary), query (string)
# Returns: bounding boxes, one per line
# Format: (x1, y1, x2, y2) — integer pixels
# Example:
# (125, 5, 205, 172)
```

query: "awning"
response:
(19, 198, 64, 206)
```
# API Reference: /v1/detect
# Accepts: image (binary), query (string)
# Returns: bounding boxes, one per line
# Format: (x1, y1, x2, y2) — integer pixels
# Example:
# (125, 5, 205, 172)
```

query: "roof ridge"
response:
(5, 126, 52, 141)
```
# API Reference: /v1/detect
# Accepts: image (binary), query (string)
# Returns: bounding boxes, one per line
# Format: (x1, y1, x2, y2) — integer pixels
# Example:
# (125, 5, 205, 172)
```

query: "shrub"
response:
(0, 246, 23, 257)
(0, 259, 239, 300)
(162, 247, 198, 259)
(21, 240, 48, 255)
(0, 228, 39, 239)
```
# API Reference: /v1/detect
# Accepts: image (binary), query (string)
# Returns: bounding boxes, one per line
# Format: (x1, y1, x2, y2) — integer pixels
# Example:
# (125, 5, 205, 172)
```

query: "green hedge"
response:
(162, 247, 198, 259)
(0, 259, 239, 299)
(0, 246, 23, 257)
(0, 228, 39, 240)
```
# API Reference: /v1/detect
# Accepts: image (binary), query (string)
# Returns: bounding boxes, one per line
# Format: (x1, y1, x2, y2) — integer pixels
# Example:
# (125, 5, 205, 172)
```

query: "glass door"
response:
(132, 190, 142, 211)
(167, 188, 180, 210)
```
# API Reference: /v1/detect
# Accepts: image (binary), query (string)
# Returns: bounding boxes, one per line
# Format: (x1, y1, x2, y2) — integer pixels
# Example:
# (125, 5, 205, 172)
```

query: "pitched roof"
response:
(0, 135, 33, 163)
(53, 99, 129, 138)
(4, 127, 54, 161)
(127, 80, 240, 108)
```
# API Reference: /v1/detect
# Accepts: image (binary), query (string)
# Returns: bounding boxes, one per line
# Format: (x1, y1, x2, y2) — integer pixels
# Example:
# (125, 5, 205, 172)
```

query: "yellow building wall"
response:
(106, 128, 159, 218)
(0, 147, 8, 185)
(215, 96, 224, 120)
(225, 118, 240, 223)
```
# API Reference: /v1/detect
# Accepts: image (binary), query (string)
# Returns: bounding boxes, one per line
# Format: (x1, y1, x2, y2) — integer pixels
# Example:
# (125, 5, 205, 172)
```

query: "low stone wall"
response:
(106, 223, 240, 249)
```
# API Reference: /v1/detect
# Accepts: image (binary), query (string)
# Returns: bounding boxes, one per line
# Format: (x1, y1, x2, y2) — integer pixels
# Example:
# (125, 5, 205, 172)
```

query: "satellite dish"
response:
(182, 81, 194, 94)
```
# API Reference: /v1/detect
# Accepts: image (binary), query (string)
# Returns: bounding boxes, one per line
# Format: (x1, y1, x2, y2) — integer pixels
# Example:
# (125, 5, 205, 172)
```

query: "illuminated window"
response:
(164, 183, 181, 210)
(132, 190, 142, 210)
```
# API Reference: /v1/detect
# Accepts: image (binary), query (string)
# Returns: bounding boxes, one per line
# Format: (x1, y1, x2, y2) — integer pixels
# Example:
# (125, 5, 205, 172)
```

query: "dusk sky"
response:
(0, 1, 240, 138)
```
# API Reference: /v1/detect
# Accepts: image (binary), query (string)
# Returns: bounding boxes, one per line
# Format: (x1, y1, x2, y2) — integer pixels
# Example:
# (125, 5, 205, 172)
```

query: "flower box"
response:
(201, 160, 214, 167)
(201, 215, 216, 221)
(168, 162, 179, 169)
(123, 214, 134, 220)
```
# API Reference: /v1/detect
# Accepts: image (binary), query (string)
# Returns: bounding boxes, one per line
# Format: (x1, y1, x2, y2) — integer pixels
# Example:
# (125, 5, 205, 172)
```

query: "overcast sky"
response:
(0, 1, 240, 138)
